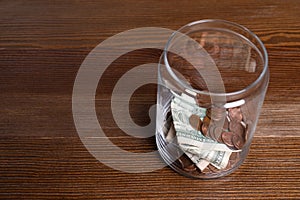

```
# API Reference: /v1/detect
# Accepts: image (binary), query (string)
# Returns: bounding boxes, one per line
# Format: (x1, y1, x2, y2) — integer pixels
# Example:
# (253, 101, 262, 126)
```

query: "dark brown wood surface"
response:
(1, 0, 299, 199)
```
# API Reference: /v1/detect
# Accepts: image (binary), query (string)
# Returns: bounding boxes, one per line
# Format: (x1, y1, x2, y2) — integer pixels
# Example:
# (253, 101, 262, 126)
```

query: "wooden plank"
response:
(0, 0, 299, 199)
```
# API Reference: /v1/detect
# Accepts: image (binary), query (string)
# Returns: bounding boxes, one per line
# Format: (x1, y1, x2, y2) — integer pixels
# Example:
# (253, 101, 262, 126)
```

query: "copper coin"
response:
(201, 116, 211, 136)
(229, 152, 239, 162)
(227, 152, 239, 168)
(225, 152, 239, 170)
(208, 164, 219, 173)
(229, 121, 245, 136)
(223, 117, 229, 131)
(203, 116, 211, 126)
(206, 108, 212, 119)
(228, 107, 243, 122)
(229, 152, 238, 167)
(201, 123, 209, 136)
(224, 158, 234, 170)
(221, 131, 234, 147)
(189, 114, 202, 131)
(183, 164, 197, 172)
(178, 154, 197, 172)
(232, 133, 245, 150)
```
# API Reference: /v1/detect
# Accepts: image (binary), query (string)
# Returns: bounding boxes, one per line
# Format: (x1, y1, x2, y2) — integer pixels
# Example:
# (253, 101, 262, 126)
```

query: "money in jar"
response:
(156, 19, 269, 179)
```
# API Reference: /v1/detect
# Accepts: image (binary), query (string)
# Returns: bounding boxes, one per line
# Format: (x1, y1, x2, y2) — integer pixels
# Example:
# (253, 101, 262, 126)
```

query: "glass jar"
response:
(156, 19, 269, 179)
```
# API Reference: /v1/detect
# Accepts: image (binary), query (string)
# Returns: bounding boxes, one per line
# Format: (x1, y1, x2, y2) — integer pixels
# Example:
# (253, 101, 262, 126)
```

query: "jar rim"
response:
(163, 19, 269, 97)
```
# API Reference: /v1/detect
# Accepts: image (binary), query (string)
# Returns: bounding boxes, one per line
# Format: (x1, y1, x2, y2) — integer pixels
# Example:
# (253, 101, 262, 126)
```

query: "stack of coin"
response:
(221, 107, 246, 150)
(198, 107, 227, 142)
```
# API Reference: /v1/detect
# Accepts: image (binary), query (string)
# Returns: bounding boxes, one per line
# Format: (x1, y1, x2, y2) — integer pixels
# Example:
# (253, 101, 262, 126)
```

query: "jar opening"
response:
(163, 19, 268, 97)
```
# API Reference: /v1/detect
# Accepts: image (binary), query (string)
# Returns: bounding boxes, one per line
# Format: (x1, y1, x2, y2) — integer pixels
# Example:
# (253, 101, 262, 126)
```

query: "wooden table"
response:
(1, 0, 299, 199)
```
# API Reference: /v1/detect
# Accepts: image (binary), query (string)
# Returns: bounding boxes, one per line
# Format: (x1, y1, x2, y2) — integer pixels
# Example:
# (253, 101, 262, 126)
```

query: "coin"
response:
(203, 116, 211, 125)
(189, 114, 202, 131)
(208, 164, 219, 173)
(178, 154, 197, 172)
(201, 123, 208, 137)
(223, 117, 229, 131)
(183, 164, 197, 172)
(232, 133, 245, 150)
(229, 152, 240, 166)
(240, 101, 256, 123)
(221, 131, 234, 147)
(226, 152, 239, 169)
(201, 116, 210, 136)
(228, 107, 243, 122)
(229, 121, 245, 136)
(229, 152, 239, 162)
(206, 108, 212, 118)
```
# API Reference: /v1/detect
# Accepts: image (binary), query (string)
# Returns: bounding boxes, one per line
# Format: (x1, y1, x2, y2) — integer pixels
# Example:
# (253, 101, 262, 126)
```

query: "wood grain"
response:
(0, 0, 299, 199)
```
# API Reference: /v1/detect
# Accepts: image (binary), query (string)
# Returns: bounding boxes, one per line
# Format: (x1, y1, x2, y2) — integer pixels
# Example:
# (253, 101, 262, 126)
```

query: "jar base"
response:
(156, 132, 246, 179)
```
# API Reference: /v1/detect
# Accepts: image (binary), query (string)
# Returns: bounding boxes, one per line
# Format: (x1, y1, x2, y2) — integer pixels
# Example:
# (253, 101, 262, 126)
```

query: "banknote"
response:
(182, 145, 231, 170)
